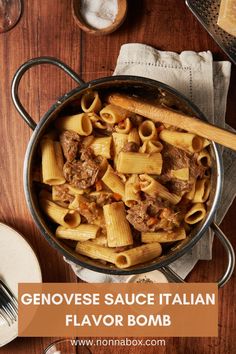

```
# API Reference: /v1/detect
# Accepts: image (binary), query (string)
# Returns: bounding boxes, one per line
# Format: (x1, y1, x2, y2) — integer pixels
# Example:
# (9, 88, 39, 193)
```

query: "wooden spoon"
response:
(107, 93, 236, 151)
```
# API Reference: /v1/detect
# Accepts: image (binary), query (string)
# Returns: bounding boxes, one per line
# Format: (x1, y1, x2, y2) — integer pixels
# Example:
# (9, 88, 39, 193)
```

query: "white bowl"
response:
(126, 270, 169, 284)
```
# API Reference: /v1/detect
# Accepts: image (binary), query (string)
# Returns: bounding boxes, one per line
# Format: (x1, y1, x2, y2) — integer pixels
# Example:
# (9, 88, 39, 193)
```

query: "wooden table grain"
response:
(0, 1, 235, 353)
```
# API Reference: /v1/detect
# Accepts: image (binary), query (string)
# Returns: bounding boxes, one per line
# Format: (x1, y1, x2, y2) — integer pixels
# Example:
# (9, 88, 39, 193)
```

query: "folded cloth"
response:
(67, 43, 235, 282)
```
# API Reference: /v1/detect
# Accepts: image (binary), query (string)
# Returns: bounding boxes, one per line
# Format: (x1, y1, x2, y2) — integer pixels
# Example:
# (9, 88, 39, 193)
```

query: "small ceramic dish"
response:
(72, 0, 127, 35)
(126, 271, 169, 284)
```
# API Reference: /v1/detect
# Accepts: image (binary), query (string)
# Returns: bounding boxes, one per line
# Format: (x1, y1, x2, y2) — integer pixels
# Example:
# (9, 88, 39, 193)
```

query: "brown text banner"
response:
(18, 283, 218, 337)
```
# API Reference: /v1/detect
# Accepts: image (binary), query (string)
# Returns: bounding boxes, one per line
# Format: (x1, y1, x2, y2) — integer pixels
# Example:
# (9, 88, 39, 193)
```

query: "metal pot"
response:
(11, 57, 235, 286)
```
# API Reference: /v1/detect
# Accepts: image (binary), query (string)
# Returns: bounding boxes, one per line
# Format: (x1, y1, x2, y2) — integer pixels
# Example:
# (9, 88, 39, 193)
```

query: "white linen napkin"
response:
(67, 43, 236, 282)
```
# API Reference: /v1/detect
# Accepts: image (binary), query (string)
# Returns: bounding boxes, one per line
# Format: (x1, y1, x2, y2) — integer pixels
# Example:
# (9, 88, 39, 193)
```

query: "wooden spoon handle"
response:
(108, 93, 236, 151)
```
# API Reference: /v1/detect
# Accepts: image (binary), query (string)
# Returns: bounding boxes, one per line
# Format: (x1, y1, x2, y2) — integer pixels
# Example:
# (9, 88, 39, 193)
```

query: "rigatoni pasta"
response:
(81, 91, 102, 113)
(197, 149, 212, 167)
(184, 203, 206, 224)
(40, 198, 81, 228)
(142, 228, 186, 243)
(139, 174, 181, 205)
(112, 132, 128, 167)
(192, 178, 211, 203)
(139, 140, 163, 153)
(37, 89, 212, 270)
(90, 137, 112, 158)
(41, 138, 65, 185)
(103, 202, 133, 247)
(115, 118, 132, 134)
(185, 177, 196, 200)
(128, 127, 140, 146)
(159, 130, 204, 153)
(117, 152, 163, 174)
(115, 243, 162, 269)
(102, 165, 125, 200)
(56, 113, 93, 136)
(56, 224, 100, 241)
(124, 174, 140, 207)
(138, 120, 157, 142)
(100, 104, 130, 124)
(76, 241, 117, 264)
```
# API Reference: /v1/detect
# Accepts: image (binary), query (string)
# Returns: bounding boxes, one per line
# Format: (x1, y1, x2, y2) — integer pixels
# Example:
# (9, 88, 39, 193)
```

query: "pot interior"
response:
(25, 77, 222, 275)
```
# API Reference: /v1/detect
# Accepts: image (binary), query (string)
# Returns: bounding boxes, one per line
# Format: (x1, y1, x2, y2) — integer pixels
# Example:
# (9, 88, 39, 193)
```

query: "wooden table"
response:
(0, 0, 235, 353)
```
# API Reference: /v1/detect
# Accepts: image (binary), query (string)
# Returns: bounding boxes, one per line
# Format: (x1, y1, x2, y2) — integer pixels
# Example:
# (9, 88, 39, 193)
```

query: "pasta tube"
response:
(91, 234, 108, 247)
(115, 118, 132, 134)
(192, 178, 211, 203)
(56, 113, 93, 136)
(159, 130, 204, 153)
(170, 168, 189, 181)
(115, 243, 162, 269)
(56, 224, 100, 241)
(90, 137, 112, 158)
(142, 228, 186, 243)
(100, 104, 130, 124)
(184, 203, 206, 224)
(112, 132, 128, 166)
(185, 177, 196, 200)
(87, 112, 100, 122)
(102, 165, 125, 200)
(139, 140, 163, 153)
(138, 120, 157, 142)
(76, 241, 117, 264)
(69, 194, 87, 209)
(103, 202, 133, 247)
(197, 149, 212, 167)
(124, 174, 140, 207)
(40, 199, 81, 227)
(54, 141, 64, 170)
(41, 138, 65, 185)
(81, 91, 102, 113)
(204, 169, 211, 178)
(140, 174, 181, 204)
(52, 185, 71, 202)
(128, 127, 140, 146)
(94, 120, 107, 129)
(67, 185, 90, 195)
(117, 152, 163, 175)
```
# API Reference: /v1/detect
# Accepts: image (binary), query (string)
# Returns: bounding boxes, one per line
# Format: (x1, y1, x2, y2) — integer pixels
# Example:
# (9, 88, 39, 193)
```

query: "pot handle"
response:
(11, 57, 85, 130)
(161, 222, 235, 287)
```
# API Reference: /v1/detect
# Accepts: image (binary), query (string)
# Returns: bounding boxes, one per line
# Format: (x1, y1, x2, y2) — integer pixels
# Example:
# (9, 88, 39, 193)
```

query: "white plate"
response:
(0, 222, 42, 347)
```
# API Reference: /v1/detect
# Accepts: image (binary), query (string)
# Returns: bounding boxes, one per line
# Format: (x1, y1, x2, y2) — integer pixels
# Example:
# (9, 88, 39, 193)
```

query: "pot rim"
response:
(23, 75, 223, 275)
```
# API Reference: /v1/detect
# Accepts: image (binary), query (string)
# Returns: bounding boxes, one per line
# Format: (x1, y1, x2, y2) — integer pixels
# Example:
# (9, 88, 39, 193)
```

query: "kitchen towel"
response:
(67, 43, 236, 282)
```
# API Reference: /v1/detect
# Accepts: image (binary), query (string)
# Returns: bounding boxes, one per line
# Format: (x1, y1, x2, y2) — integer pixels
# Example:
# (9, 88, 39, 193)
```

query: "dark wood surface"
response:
(0, 0, 235, 353)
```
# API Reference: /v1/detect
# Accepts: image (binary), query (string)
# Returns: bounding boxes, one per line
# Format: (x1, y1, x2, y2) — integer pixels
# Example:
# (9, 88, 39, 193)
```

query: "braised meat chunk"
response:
(60, 130, 80, 162)
(162, 143, 189, 171)
(78, 196, 106, 231)
(91, 192, 114, 207)
(161, 143, 206, 194)
(52, 185, 74, 203)
(126, 197, 182, 232)
(168, 180, 192, 195)
(63, 148, 101, 189)
(162, 143, 206, 178)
